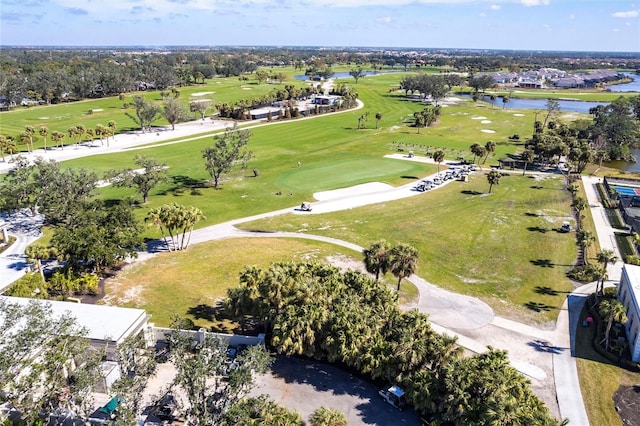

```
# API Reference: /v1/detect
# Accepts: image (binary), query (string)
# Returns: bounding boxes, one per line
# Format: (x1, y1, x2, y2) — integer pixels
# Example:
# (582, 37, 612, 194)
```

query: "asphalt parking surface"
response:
(250, 355, 421, 425)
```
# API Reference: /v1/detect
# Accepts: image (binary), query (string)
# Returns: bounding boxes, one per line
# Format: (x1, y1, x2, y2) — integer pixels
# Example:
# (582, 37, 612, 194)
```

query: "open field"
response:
(237, 171, 577, 325)
(103, 237, 416, 330)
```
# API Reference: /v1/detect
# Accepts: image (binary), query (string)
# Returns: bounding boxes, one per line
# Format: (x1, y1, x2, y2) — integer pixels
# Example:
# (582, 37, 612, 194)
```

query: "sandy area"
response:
(481, 129, 496, 133)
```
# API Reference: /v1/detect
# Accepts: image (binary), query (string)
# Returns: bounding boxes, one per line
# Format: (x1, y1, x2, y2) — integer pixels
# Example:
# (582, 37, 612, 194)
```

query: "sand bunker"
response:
(314, 182, 393, 201)
(481, 129, 496, 134)
(513, 113, 525, 117)
(471, 116, 487, 120)
(191, 92, 214, 97)
(91, 109, 103, 112)
(481, 120, 491, 124)
(242, 87, 252, 90)
(38, 117, 49, 120)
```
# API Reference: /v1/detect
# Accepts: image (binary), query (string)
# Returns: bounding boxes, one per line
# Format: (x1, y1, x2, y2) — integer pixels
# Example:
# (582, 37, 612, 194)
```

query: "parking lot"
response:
(249, 355, 421, 425)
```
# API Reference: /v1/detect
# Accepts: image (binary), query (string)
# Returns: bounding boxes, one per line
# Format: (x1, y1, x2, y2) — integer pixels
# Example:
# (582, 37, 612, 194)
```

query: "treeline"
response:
(225, 261, 561, 425)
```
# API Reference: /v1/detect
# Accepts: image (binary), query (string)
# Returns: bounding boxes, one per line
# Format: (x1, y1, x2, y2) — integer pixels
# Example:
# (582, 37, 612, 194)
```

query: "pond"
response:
(605, 148, 640, 172)
(294, 71, 381, 81)
(460, 94, 608, 113)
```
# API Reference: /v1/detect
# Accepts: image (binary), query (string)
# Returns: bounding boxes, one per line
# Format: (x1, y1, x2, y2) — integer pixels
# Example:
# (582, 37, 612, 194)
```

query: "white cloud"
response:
(612, 10, 639, 18)
(521, 0, 550, 6)
(543, 23, 552, 32)
(568, 13, 575, 20)
(479, 12, 487, 17)
(377, 16, 392, 24)
(490, 4, 501, 10)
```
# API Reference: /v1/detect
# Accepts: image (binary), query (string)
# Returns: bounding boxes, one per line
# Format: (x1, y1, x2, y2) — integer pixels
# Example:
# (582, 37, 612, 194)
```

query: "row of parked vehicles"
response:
(415, 165, 476, 192)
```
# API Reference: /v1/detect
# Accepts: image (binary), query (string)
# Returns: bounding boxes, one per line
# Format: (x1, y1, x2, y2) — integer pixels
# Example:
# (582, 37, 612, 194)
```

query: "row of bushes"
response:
(596, 182, 619, 209)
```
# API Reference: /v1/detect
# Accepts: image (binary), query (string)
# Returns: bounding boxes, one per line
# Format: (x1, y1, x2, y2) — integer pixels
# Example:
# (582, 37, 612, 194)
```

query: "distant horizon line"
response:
(1, 44, 639, 56)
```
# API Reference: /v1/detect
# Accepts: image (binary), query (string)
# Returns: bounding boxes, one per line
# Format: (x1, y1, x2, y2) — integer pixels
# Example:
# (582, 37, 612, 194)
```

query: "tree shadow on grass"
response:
(161, 175, 208, 196)
(187, 303, 219, 322)
(525, 212, 541, 217)
(534, 286, 562, 296)
(524, 301, 556, 312)
(401, 175, 419, 179)
(530, 259, 554, 268)
(461, 190, 483, 195)
(527, 226, 548, 233)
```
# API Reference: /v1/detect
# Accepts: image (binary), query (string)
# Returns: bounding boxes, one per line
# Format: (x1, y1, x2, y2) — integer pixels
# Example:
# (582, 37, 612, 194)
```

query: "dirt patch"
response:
(613, 385, 640, 425)
(325, 254, 369, 275)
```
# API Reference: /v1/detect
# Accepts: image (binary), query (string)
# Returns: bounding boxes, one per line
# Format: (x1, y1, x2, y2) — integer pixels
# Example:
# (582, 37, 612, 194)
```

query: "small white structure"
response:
(617, 265, 640, 362)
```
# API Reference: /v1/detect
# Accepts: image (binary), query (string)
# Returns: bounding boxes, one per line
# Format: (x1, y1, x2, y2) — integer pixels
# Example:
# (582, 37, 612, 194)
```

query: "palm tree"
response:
(375, 112, 382, 129)
(309, 407, 347, 426)
(0, 135, 16, 162)
(19, 132, 32, 153)
(596, 249, 618, 294)
(24, 125, 35, 152)
(576, 229, 595, 265)
(470, 143, 481, 164)
(25, 244, 56, 282)
(389, 243, 419, 291)
(487, 170, 501, 193)
(521, 149, 535, 175)
(75, 124, 86, 146)
(95, 124, 106, 146)
(108, 120, 117, 146)
(599, 299, 627, 350)
(51, 131, 65, 150)
(362, 240, 391, 281)
(432, 149, 445, 177)
(38, 127, 49, 152)
(483, 140, 496, 164)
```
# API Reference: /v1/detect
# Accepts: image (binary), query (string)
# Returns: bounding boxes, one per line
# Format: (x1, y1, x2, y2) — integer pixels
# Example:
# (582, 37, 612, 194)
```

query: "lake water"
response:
(460, 94, 607, 113)
(294, 71, 380, 81)
(609, 73, 640, 92)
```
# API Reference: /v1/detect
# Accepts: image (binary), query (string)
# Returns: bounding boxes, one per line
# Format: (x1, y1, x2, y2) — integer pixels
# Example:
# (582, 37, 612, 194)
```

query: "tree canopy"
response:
(202, 124, 253, 188)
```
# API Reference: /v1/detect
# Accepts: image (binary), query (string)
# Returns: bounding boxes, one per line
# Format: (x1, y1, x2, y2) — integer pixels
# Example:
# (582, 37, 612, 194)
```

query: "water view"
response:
(294, 71, 380, 80)
(609, 72, 640, 92)
(460, 94, 608, 113)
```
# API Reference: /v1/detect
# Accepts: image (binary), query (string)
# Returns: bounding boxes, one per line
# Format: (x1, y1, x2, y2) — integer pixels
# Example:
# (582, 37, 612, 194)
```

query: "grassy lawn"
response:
(104, 237, 416, 330)
(237, 171, 577, 325)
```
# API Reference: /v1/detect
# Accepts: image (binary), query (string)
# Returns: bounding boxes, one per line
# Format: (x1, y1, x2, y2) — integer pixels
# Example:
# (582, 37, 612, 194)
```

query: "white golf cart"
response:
(379, 385, 406, 409)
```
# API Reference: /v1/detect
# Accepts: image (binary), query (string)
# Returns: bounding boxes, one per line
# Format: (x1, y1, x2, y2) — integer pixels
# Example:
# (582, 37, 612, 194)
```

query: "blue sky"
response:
(1, 0, 639, 52)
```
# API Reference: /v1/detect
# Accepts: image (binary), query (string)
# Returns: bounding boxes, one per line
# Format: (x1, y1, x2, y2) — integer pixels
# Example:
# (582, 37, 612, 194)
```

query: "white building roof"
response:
(1, 296, 149, 344)
(623, 265, 640, 307)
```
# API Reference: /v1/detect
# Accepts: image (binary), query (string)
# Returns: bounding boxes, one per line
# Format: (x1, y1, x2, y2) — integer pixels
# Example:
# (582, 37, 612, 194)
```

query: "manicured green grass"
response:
(237, 172, 576, 324)
(105, 237, 415, 330)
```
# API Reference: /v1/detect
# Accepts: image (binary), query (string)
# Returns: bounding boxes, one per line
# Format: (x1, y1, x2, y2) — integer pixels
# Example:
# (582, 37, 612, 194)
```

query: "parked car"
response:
(379, 385, 406, 409)
(561, 221, 571, 232)
(300, 202, 312, 212)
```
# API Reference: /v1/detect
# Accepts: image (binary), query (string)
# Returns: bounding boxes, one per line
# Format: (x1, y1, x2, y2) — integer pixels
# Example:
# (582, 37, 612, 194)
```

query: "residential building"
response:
(617, 265, 640, 362)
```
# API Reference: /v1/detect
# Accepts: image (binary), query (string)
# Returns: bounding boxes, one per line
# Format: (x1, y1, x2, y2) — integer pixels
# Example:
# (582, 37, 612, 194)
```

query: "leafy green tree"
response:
(468, 75, 494, 93)
(349, 67, 365, 84)
(0, 135, 17, 162)
(389, 243, 419, 291)
(166, 317, 273, 425)
(255, 69, 269, 84)
(487, 169, 501, 193)
(363, 239, 391, 281)
(106, 155, 169, 204)
(202, 123, 253, 188)
(191, 98, 212, 120)
(599, 299, 628, 350)
(572, 196, 587, 229)
(414, 111, 426, 133)
(163, 97, 188, 130)
(4, 272, 48, 298)
(52, 199, 144, 272)
(357, 111, 369, 129)
(309, 407, 348, 426)
(126, 95, 161, 132)
(0, 299, 103, 424)
(433, 149, 445, 176)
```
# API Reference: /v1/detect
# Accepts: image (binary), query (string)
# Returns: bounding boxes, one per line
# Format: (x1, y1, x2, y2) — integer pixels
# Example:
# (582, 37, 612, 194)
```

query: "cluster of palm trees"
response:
(4, 122, 118, 157)
(225, 261, 559, 424)
(145, 203, 205, 251)
(469, 140, 496, 165)
(362, 240, 419, 291)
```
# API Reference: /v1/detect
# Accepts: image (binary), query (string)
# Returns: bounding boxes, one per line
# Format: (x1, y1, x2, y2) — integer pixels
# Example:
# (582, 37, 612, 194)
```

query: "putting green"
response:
(276, 158, 426, 191)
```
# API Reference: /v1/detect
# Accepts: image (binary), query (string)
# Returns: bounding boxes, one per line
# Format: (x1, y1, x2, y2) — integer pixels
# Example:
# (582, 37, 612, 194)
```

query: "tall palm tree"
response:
(0, 135, 16, 162)
(389, 243, 419, 291)
(107, 120, 117, 146)
(362, 240, 391, 281)
(38, 127, 49, 152)
(24, 125, 35, 152)
(483, 140, 496, 164)
(51, 131, 65, 150)
(599, 299, 627, 350)
(521, 149, 534, 175)
(487, 170, 501, 193)
(596, 249, 618, 294)
(432, 150, 445, 177)
(375, 112, 382, 129)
